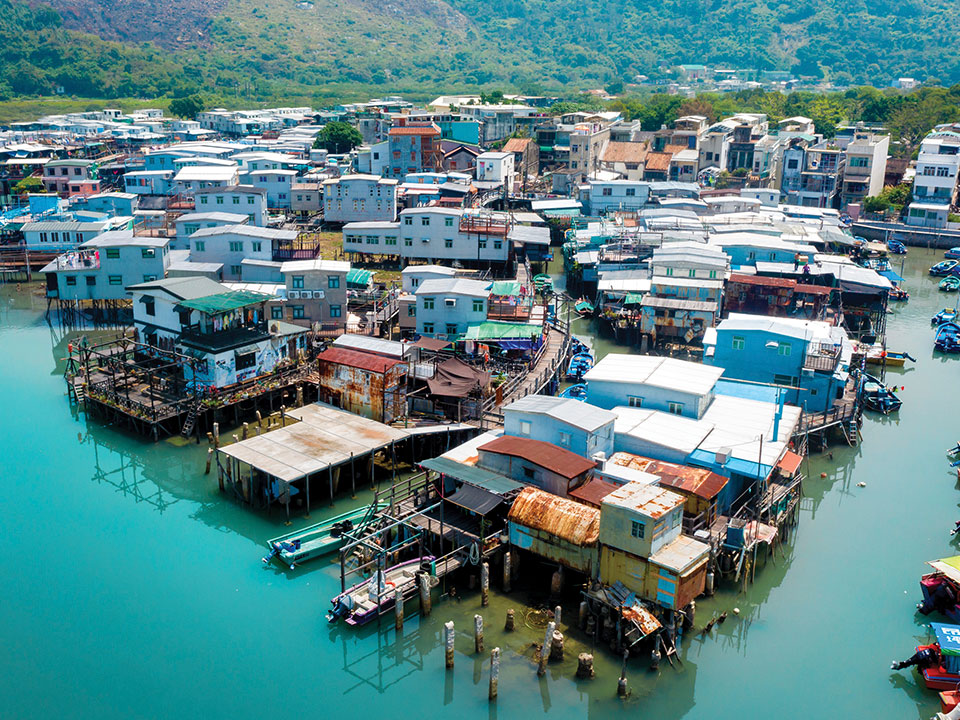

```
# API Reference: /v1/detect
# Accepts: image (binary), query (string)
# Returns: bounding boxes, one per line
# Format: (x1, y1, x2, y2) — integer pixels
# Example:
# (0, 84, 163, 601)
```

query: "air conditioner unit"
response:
(445, 298, 456, 307)
(288, 290, 300, 299)
(301, 290, 313, 299)
(314, 290, 325, 299)
(715, 447, 731, 465)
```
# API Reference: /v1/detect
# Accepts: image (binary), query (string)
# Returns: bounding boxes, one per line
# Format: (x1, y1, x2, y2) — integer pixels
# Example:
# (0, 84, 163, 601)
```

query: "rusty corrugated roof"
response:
(729, 273, 795, 289)
(316, 347, 403, 374)
(643, 152, 672, 172)
(568, 478, 619, 508)
(609, 452, 728, 501)
(502, 137, 532, 153)
(478, 435, 596, 479)
(508, 487, 600, 546)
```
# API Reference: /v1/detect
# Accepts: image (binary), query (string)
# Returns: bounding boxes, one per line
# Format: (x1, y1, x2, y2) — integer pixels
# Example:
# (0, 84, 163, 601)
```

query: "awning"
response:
(490, 280, 522, 296)
(413, 336, 451, 352)
(346, 268, 375, 287)
(624, 292, 644, 305)
(878, 268, 905, 284)
(929, 557, 960, 586)
(776, 450, 803, 477)
(933, 623, 960, 656)
(446, 483, 504, 515)
(497, 339, 535, 350)
(176, 290, 272, 314)
(464, 321, 543, 341)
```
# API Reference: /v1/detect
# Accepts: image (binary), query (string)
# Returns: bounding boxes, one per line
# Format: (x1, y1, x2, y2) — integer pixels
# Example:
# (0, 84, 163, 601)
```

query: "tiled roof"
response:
(602, 141, 649, 164)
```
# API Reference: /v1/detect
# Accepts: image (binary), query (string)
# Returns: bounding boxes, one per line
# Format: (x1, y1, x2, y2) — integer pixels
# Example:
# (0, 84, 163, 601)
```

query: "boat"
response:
(262, 504, 383, 569)
(940, 690, 960, 714)
(574, 298, 595, 317)
(934, 309, 959, 325)
(932, 260, 960, 276)
(566, 351, 594, 380)
(861, 375, 902, 414)
(570, 336, 593, 356)
(888, 238, 908, 254)
(919, 557, 960, 623)
(533, 274, 554, 294)
(888, 285, 910, 301)
(937, 323, 960, 353)
(864, 347, 915, 367)
(559, 383, 588, 401)
(327, 556, 433, 626)
(891, 623, 960, 691)
(946, 248, 960, 260)
(941, 277, 960, 292)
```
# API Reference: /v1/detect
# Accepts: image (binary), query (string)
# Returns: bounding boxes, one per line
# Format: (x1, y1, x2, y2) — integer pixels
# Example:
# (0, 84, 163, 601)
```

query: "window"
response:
(626, 188, 636, 197)
(494, 240, 502, 250)
(85, 276, 96, 286)
(108, 275, 122, 285)
(732, 336, 745, 350)
(849, 156, 869, 168)
(184, 224, 199, 236)
(558, 431, 571, 447)
(522, 466, 536, 480)
(628, 396, 643, 408)
(519, 420, 531, 435)
(247, 196, 255, 204)
(479, 239, 487, 249)
(709, 270, 717, 279)
(199, 196, 209, 205)
(631, 520, 645, 539)
(787, 158, 799, 170)
(778, 343, 792, 356)
(444, 238, 453, 248)
(328, 275, 340, 289)
(228, 241, 243, 252)
(216, 196, 224, 205)
(194, 241, 205, 252)
(473, 299, 484, 312)
(232, 196, 240, 204)
(143, 297, 155, 316)
(423, 297, 435, 310)
(65, 276, 77, 286)
(938, 166, 951, 178)
(774, 374, 798, 387)
(404, 216, 413, 225)
(292, 275, 305, 289)
(445, 217, 454, 227)
(385, 237, 397, 246)
(235, 351, 256, 371)
(105, 248, 120, 259)
(421, 217, 430, 226)
(251, 241, 262, 252)
(271, 306, 283, 319)
(668, 402, 684, 415)
(230, 265, 241, 276)
(404, 238, 413, 246)
(408, 305, 416, 317)
(142, 275, 157, 282)
(602, 187, 612, 196)
(688, 269, 696, 278)
(291, 305, 305, 319)
(665, 267, 674, 276)
(422, 322, 434, 334)
(445, 323, 458, 336)
(330, 305, 342, 318)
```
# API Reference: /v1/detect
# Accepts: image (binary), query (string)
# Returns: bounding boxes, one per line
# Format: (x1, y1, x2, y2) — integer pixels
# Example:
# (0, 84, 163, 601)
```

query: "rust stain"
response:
(508, 487, 600, 546)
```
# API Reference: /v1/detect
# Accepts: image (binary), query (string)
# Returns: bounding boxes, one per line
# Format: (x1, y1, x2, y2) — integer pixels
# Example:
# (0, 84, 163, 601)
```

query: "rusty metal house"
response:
(477, 435, 597, 498)
(315, 347, 406, 423)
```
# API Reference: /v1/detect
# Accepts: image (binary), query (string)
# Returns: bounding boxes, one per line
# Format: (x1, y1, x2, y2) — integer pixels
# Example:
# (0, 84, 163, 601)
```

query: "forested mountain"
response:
(7, 0, 960, 100)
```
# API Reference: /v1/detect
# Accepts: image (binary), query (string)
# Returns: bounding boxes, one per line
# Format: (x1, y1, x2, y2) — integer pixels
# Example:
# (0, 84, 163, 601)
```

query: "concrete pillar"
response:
(481, 562, 490, 607)
(554, 604, 562, 627)
(213, 422, 220, 448)
(241, 421, 249, 440)
(550, 630, 564, 662)
(489, 647, 500, 701)
(617, 651, 629, 697)
(505, 608, 515, 631)
(576, 653, 595, 679)
(394, 587, 403, 631)
(474, 614, 484, 654)
(419, 573, 432, 616)
(537, 621, 555, 677)
(204, 448, 213, 475)
(578, 601, 588, 629)
(683, 600, 696, 632)
(444, 621, 455, 669)
(706, 570, 716, 596)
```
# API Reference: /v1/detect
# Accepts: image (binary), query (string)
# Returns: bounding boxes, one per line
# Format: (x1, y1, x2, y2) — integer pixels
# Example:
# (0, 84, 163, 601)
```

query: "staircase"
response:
(180, 400, 201, 438)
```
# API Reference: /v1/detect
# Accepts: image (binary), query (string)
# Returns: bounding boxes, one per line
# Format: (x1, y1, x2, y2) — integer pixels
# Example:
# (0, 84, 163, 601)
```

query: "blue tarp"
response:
(933, 623, 960, 655)
(878, 269, 905, 284)
(497, 340, 535, 350)
(687, 448, 773, 482)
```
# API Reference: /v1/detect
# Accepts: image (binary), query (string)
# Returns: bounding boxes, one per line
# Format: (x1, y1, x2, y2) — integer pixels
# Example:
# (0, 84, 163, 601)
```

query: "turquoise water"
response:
(0, 250, 956, 718)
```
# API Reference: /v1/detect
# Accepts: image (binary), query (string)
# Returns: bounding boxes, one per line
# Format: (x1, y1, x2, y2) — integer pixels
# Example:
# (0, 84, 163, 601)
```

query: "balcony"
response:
(50, 250, 100, 271)
(178, 322, 270, 354)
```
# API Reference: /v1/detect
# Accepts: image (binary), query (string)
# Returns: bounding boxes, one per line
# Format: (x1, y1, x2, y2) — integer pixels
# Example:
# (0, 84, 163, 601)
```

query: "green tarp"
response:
(346, 268, 375, 287)
(177, 290, 273, 314)
(541, 208, 581, 217)
(464, 321, 543, 341)
(490, 281, 521, 296)
(624, 293, 644, 305)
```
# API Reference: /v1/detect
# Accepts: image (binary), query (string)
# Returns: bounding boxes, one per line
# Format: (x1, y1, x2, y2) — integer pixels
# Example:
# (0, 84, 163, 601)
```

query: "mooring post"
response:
(205, 448, 213, 475)
(502, 550, 512, 593)
(578, 601, 588, 629)
(255, 410, 262, 429)
(505, 608, 515, 631)
(617, 651, 629, 697)
(419, 572, 432, 616)
(576, 653, 595, 679)
(537, 621, 555, 677)
(394, 587, 404, 631)
(489, 647, 500, 701)
(550, 629, 564, 662)
(481, 562, 489, 607)
(213, 422, 220, 448)
(474, 614, 484, 654)
(554, 604, 562, 627)
(444, 621, 455, 669)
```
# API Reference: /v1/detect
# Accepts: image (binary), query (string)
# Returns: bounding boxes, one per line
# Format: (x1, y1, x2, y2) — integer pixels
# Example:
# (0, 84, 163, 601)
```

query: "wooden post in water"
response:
(537, 621, 555, 677)
(419, 573, 432, 616)
(205, 448, 213, 475)
(489, 647, 500, 701)
(481, 562, 489, 607)
(474, 614, 484, 653)
(444, 621, 455, 669)
(505, 608, 515, 631)
(550, 629, 564, 662)
(576, 653, 595, 679)
(617, 651, 629, 697)
(502, 551, 512, 592)
(394, 587, 404, 631)
(241, 422, 249, 440)
(554, 604, 562, 627)
(213, 422, 220, 448)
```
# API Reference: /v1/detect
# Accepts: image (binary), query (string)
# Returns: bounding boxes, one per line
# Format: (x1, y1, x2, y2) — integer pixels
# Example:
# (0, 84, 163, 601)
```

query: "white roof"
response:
(415, 278, 491, 297)
(651, 276, 724, 290)
(584, 354, 724, 397)
(717, 312, 844, 344)
(81, 231, 168, 249)
(504, 395, 616, 432)
(280, 258, 350, 273)
(332, 334, 415, 359)
(598, 275, 651, 293)
(401, 264, 456, 276)
(191, 224, 297, 240)
(342, 221, 401, 231)
(176, 212, 249, 224)
(222, 282, 285, 296)
(324, 174, 398, 185)
(174, 166, 239, 182)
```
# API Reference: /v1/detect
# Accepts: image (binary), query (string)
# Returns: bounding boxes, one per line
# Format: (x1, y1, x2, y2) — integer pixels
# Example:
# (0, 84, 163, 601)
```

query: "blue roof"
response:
(878, 269, 905, 284)
(933, 623, 960, 656)
(688, 448, 773, 481)
(714, 379, 783, 404)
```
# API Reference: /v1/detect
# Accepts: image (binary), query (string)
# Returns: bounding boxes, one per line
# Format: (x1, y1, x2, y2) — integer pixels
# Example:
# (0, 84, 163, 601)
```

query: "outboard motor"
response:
(891, 646, 940, 671)
(326, 594, 355, 623)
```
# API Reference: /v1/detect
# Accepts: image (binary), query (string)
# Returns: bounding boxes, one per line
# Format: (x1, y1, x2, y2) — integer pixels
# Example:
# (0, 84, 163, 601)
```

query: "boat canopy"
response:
(933, 624, 960, 676)
(446, 483, 504, 516)
(929, 556, 960, 585)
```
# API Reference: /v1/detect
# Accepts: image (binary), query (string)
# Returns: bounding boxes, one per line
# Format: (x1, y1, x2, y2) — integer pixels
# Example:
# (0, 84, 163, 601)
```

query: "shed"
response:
(315, 347, 406, 423)
(477, 435, 597, 497)
(507, 487, 600, 575)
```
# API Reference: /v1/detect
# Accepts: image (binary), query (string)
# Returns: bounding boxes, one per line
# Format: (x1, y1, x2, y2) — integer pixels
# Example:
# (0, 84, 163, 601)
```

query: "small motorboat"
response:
(932, 260, 960, 277)
(864, 347, 915, 367)
(946, 248, 960, 260)
(570, 336, 592, 356)
(533, 274, 554, 295)
(559, 383, 588, 401)
(262, 504, 382, 569)
(888, 238, 908, 254)
(861, 376, 902, 414)
(574, 298, 595, 317)
(919, 558, 960, 623)
(939, 689, 960, 714)
(941, 277, 960, 292)
(888, 285, 909, 301)
(937, 323, 960, 353)
(566, 351, 594, 380)
(327, 556, 434, 626)
(934, 309, 959, 325)
(891, 623, 960, 691)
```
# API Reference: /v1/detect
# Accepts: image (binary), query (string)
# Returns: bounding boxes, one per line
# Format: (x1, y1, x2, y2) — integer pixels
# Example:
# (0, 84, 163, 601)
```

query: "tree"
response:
(313, 121, 363, 154)
(13, 177, 43, 194)
(168, 94, 205, 119)
(678, 97, 717, 122)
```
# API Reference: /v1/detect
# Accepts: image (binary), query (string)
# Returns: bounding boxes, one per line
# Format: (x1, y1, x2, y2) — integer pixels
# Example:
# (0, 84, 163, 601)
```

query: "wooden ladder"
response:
(180, 401, 200, 438)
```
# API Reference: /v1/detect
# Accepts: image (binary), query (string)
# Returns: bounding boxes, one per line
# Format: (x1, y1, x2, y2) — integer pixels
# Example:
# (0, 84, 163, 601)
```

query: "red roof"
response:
(389, 126, 441, 136)
(502, 137, 533, 153)
(776, 450, 804, 476)
(477, 436, 596, 479)
(729, 273, 796, 289)
(568, 478, 619, 507)
(316, 347, 403, 374)
(610, 453, 728, 500)
(794, 283, 832, 295)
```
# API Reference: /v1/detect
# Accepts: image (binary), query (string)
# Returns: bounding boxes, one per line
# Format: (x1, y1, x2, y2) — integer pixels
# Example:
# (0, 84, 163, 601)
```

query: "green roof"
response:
(177, 290, 272, 314)
(347, 268, 375, 287)
(421, 457, 523, 495)
(541, 208, 581, 217)
(490, 280, 521, 296)
(624, 292, 644, 305)
(464, 321, 543, 341)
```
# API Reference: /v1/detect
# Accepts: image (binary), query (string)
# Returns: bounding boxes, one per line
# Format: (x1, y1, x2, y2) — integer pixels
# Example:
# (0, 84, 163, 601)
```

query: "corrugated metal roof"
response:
(584, 354, 724, 396)
(648, 535, 710, 574)
(568, 478, 619, 507)
(176, 289, 272, 314)
(420, 456, 523, 495)
(601, 481, 685, 519)
(504, 395, 616, 433)
(478, 435, 596, 479)
(508, 486, 600, 546)
(608, 452, 728, 500)
(332, 334, 412, 359)
(641, 296, 718, 312)
(415, 278, 491, 297)
(191, 224, 297, 240)
(316, 347, 403, 374)
(446, 484, 503, 515)
(127, 276, 226, 300)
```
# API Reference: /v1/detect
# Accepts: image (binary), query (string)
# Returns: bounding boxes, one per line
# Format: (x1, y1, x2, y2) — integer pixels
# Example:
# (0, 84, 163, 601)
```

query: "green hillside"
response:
(4, 0, 960, 101)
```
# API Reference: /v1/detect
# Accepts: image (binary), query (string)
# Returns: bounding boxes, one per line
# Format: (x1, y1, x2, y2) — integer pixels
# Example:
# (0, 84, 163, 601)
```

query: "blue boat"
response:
(933, 309, 958, 325)
(936, 322, 960, 353)
(559, 383, 588, 401)
(887, 238, 907, 254)
(946, 248, 960, 260)
(566, 352, 593, 380)
(861, 375, 902, 414)
(931, 260, 960, 276)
